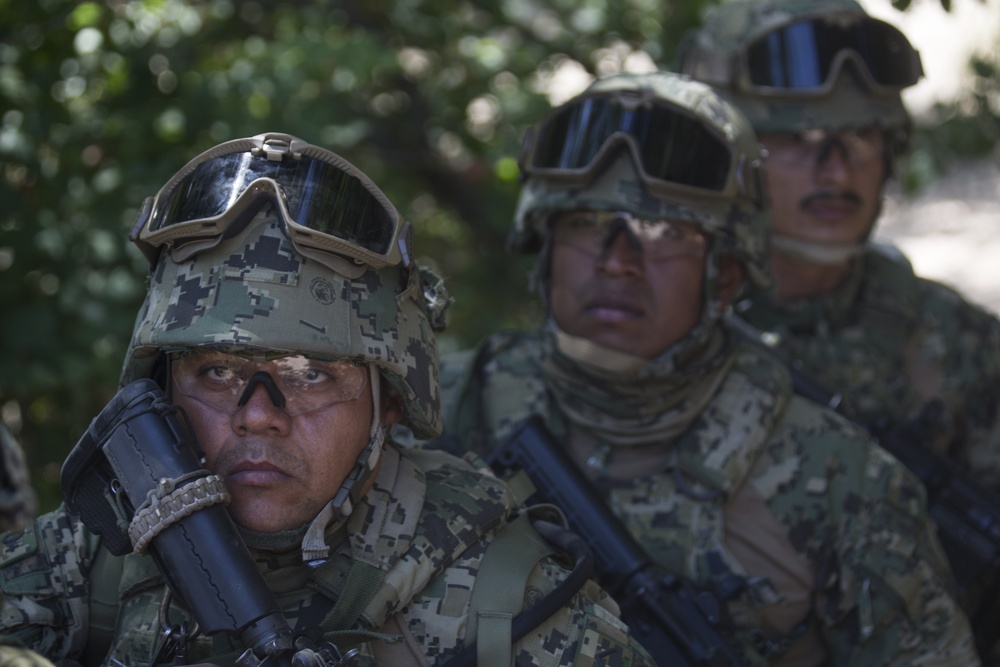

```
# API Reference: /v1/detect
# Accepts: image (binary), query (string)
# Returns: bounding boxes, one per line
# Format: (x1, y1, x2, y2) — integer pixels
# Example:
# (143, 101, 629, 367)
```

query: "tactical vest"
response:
(740, 245, 929, 423)
(78, 447, 566, 667)
(442, 331, 824, 665)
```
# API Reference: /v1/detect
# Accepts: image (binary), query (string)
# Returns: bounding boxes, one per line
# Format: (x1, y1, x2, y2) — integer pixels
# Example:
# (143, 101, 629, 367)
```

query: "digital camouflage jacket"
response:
(433, 329, 980, 667)
(0, 444, 654, 667)
(738, 244, 1000, 493)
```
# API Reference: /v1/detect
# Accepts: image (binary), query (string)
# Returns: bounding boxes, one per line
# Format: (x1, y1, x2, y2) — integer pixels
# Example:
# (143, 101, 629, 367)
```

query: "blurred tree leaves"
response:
(1, 0, 996, 511)
(0, 0, 688, 510)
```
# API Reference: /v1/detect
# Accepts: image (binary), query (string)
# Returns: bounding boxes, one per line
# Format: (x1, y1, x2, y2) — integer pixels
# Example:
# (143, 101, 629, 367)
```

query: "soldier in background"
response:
(678, 1, 1000, 656)
(678, 0, 1000, 491)
(430, 71, 979, 665)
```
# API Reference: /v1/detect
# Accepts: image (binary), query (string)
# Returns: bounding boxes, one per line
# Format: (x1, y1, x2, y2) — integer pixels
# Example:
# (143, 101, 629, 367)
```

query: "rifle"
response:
(867, 405, 1000, 657)
(489, 415, 748, 667)
(61, 379, 356, 667)
(726, 314, 1000, 657)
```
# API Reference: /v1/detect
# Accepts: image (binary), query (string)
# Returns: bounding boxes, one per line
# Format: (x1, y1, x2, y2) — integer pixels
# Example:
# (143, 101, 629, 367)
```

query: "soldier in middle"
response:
(428, 71, 979, 666)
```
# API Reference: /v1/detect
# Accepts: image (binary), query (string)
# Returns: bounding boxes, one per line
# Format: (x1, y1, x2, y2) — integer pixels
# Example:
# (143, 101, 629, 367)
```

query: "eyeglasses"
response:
(762, 129, 885, 168)
(519, 90, 763, 203)
(743, 14, 923, 95)
(171, 350, 368, 416)
(129, 133, 409, 277)
(552, 210, 707, 260)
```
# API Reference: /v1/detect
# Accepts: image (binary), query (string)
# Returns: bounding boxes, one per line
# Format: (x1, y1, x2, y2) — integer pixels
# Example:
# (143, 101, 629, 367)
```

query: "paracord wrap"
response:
(129, 472, 231, 554)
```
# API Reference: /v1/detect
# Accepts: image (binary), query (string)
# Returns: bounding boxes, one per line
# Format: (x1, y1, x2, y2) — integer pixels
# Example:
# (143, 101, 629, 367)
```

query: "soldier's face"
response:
(760, 129, 885, 248)
(547, 211, 707, 359)
(172, 362, 397, 532)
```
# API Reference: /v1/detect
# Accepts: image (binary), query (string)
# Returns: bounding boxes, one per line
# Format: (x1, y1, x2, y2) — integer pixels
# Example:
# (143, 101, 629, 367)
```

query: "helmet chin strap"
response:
(301, 365, 387, 562)
(771, 234, 866, 265)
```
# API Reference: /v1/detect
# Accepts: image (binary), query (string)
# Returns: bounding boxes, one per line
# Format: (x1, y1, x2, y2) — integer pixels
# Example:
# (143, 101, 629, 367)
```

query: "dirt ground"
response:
(874, 158, 1000, 317)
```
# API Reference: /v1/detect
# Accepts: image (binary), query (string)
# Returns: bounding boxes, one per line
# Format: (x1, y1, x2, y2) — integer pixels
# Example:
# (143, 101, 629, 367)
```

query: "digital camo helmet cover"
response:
(512, 70, 772, 289)
(679, 0, 916, 139)
(122, 198, 445, 440)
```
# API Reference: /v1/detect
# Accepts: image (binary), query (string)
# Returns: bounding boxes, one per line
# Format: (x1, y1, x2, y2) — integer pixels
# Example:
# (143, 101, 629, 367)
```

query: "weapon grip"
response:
(62, 379, 294, 656)
(490, 416, 746, 667)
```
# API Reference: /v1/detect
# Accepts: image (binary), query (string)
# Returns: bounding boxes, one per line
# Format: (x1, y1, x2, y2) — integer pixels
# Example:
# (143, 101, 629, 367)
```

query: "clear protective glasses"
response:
(763, 128, 886, 168)
(171, 350, 368, 417)
(742, 14, 923, 95)
(552, 210, 708, 261)
(519, 89, 763, 203)
(129, 133, 409, 277)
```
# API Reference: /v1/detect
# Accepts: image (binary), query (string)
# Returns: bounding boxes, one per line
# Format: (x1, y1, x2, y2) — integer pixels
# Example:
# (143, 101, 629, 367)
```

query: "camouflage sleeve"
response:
(766, 403, 980, 666)
(0, 506, 99, 661)
(0, 425, 37, 534)
(916, 279, 1000, 492)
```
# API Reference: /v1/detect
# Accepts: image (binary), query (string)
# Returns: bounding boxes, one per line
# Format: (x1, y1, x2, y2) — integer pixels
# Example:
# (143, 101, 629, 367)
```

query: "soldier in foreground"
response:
(678, 0, 1000, 654)
(0, 133, 654, 666)
(430, 71, 979, 665)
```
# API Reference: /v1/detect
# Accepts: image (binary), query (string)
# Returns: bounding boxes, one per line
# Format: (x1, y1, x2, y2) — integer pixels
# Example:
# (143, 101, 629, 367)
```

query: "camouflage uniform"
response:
(428, 73, 980, 666)
(0, 424, 36, 536)
(0, 444, 648, 666)
(0, 134, 654, 667)
(678, 0, 1000, 495)
(736, 246, 1000, 490)
(0, 426, 52, 667)
(678, 6, 1000, 658)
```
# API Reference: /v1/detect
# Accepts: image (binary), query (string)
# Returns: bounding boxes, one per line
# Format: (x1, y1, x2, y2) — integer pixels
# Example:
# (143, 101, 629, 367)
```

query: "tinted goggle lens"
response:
(553, 211, 707, 260)
(745, 17, 921, 90)
(525, 96, 733, 193)
(149, 152, 396, 255)
(172, 351, 368, 416)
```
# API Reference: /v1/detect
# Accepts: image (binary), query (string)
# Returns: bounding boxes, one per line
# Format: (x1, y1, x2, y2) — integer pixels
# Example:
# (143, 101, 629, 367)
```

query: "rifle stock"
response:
(61, 379, 357, 667)
(489, 415, 746, 667)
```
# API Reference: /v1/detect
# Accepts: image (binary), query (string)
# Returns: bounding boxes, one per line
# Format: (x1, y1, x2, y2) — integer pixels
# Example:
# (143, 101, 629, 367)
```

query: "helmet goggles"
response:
(130, 133, 408, 278)
(171, 349, 368, 417)
(741, 13, 923, 95)
(519, 89, 763, 204)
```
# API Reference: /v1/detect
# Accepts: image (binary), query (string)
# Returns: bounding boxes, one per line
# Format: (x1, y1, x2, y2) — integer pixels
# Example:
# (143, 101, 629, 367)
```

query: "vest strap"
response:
(327, 560, 386, 631)
(467, 513, 555, 667)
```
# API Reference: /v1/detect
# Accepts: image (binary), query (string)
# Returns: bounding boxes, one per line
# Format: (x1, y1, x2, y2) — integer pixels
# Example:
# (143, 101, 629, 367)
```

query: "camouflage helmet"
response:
(122, 133, 447, 439)
(677, 0, 921, 141)
(511, 70, 772, 288)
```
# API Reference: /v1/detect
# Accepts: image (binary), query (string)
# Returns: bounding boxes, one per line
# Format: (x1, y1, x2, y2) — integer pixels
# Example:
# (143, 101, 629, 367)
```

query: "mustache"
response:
(799, 191, 862, 209)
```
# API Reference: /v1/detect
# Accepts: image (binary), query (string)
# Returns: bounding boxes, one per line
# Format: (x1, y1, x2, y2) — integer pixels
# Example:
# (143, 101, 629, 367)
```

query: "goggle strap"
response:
(129, 197, 161, 265)
(682, 48, 737, 87)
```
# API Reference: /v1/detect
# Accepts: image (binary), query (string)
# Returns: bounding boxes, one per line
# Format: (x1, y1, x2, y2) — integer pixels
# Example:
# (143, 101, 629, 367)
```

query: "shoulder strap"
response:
(467, 513, 555, 667)
(82, 542, 124, 665)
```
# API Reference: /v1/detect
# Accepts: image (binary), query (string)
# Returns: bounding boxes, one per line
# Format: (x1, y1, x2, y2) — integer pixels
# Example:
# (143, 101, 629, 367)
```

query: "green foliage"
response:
(0, 0, 696, 511)
(0, 0, 992, 512)
(901, 53, 1000, 192)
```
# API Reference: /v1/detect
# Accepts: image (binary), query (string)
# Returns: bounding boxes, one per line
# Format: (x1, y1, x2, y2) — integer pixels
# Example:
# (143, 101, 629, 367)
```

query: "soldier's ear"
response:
(717, 257, 746, 310)
(380, 380, 404, 427)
